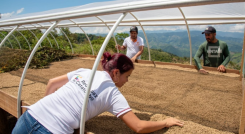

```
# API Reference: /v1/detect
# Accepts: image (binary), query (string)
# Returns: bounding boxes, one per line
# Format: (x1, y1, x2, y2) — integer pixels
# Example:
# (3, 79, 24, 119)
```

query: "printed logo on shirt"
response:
(207, 46, 222, 58)
(136, 42, 139, 46)
(89, 90, 98, 101)
(72, 75, 87, 93)
(72, 75, 98, 101)
(75, 75, 82, 81)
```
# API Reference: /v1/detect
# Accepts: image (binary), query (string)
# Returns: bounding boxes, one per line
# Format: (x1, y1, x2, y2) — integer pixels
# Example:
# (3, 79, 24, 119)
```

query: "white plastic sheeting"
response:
(0, 0, 244, 29)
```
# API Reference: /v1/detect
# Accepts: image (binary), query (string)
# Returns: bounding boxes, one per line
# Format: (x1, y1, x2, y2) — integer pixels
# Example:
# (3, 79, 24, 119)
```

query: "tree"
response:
(115, 33, 129, 45)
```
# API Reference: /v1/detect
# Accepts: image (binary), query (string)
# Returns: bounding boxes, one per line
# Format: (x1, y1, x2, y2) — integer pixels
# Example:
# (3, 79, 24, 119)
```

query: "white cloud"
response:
(17, 8, 24, 14)
(2, 11, 15, 18)
(1, 8, 24, 19)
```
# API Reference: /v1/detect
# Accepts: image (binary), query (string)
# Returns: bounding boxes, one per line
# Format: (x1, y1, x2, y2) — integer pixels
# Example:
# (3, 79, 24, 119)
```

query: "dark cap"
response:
(130, 26, 138, 33)
(202, 26, 216, 34)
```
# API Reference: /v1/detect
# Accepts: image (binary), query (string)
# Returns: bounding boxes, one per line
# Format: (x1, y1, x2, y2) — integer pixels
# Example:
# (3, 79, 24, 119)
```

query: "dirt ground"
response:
(0, 57, 242, 134)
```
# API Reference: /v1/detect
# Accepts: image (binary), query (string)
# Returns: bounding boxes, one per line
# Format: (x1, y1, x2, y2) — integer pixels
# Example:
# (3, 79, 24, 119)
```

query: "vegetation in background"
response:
(0, 47, 73, 73)
(0, 28, 243, 73)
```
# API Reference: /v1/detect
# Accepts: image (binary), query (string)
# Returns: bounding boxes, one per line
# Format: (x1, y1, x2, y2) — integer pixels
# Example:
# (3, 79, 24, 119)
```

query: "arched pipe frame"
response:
(129, 12, 151, 61)
(0, 26, 19, 49)
(17, 21, 59, 118)
(21, 25, 42, 48)
(95, 16, 119, 53)
(178, 7, 192, 65)
(58, 27, 74, 54)
(28, 29, 42, 47)
(36, 23, 53, 48)
(0, 32, 13, 48)
(17, 30, 31, 50)
(69, 19, 94, 55)
(79, 12, 127, 134)
(11, 33, 22, 49)
(42, 29, 53, 48)
(49, 31, 60, 49)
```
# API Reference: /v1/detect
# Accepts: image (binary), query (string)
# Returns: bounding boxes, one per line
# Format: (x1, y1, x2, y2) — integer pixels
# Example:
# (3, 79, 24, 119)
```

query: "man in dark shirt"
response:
(194, 26, 231, 74)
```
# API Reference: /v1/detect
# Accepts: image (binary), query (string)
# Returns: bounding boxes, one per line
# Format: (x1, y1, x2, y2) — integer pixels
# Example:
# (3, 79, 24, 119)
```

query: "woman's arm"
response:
(119, 111, 183, 133)
(45, 74, 69, 96)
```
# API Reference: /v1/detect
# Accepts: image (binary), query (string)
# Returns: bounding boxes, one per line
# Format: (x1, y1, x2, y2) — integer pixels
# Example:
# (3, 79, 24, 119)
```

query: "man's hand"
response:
(131, 56, 137, 63)
(115, 44, 121, 50)
(199, 69, 209, 74)
(217, 65, 226, 73)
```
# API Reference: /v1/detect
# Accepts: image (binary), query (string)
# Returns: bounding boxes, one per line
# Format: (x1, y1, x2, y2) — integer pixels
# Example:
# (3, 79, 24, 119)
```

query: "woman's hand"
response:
(164, 117, 184, 127)
(120, 111, 184, 133)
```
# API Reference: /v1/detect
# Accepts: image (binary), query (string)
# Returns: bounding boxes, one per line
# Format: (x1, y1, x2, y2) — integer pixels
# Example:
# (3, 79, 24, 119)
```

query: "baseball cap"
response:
(202, 26, 216, 34)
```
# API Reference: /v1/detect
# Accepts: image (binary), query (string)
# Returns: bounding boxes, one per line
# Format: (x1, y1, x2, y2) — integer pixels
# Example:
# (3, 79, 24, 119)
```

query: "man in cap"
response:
(194, 26, 231, 74)
(116, 26, 144, 62)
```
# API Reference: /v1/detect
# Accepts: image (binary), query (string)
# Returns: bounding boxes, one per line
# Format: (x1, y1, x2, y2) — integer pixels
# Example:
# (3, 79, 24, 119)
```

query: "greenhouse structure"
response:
(0, 0, 245, 134)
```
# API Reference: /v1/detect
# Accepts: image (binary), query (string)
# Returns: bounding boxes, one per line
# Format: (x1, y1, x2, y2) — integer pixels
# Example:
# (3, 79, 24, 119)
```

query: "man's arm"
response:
(115, 44, 126, 51)
(221, 44, 231, 66)
(119, 111, 183, 133)
(131, 46, 144, 62)
(217, 43, 231, 72)
(194, 45, 204, 70)
(45, 74, 69, 96)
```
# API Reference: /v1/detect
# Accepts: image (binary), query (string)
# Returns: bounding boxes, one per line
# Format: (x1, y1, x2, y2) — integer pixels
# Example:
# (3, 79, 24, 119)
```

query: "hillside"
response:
(137, 31, 243, 57)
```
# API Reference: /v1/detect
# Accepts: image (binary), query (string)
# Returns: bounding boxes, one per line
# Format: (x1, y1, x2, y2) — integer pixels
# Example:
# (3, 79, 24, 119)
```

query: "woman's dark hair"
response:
(102, 52, 134, 74)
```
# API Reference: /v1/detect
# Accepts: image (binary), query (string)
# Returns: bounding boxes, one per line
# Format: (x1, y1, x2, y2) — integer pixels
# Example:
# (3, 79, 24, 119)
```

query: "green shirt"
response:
(194, 40, 231, 70)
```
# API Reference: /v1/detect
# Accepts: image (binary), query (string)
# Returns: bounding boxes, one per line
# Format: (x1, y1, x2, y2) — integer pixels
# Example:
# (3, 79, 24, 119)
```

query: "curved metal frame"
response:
(37, 23, 53, 48)
(49, 32, 60, 49)
(17, 21, 58, 118)
(28, 29, 42, 47)
(129, 12, 151, 61)
(96, 16, 119, 53)
(59, 27, 74, 54)
(79, 12, 128, 134)
(0, 32, 13, 48)
(0, 26, 18, 49)
(178, 7, 192, 65)
(11, 34, 22, 49)
(42, 29, 53, 48)
(17, 30, 32, 50)
(69, 19, 94, 55)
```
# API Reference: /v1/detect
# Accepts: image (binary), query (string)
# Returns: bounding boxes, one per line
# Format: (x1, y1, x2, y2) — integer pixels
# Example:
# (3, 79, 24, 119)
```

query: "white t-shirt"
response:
(123, 36, 144, 59)
(27, 68, 131, 134)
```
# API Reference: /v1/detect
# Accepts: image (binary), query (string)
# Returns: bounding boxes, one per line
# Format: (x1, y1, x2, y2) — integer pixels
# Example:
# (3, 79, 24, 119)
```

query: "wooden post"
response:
(239, 83, 245, 134)
(240, 25, 245, 134)
(240, 25, 245, 81)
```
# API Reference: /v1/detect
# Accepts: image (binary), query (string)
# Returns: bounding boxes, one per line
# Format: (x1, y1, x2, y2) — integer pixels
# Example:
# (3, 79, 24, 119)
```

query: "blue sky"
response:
(0, 0, 111, 16)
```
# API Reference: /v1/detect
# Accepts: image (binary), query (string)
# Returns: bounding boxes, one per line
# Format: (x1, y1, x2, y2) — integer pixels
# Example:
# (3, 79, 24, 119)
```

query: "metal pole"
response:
(28, 29, 42, 47)
(79, 26, 94, 55)
(96, 16, 119, 53)
(50, 32, 59, 49)
(11, 34, 22, 49)
(79, 12, 127, 134)
(178, 7, 192, 65)
(17, 30, 32, 50)
(59, 27, 74, 54)
(17, 21, 58, 118)
(69, 19, 94, 55)
(129, 12, 151, 61)
(0, 32, 13, 48)
(42, 29, 53, 48)
(240, 25, 245, 81)
(0, 26, 18, 49)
